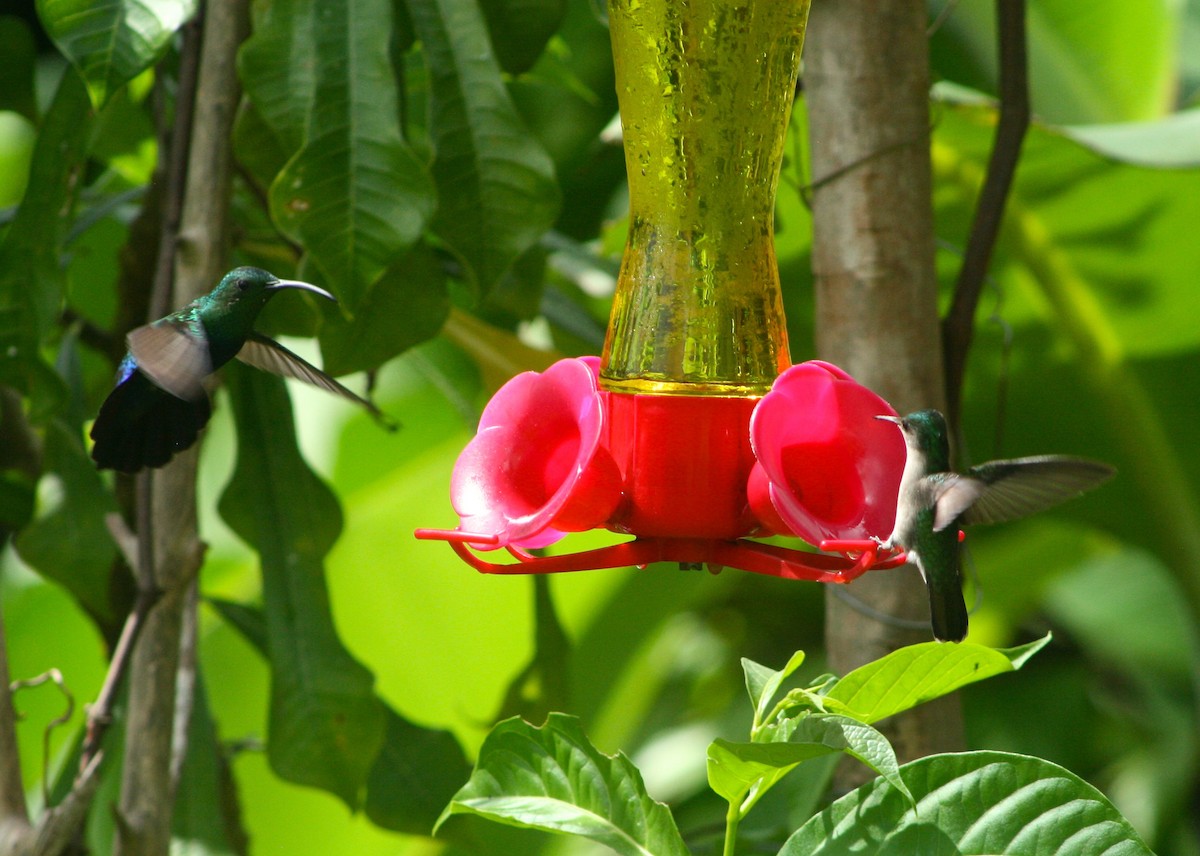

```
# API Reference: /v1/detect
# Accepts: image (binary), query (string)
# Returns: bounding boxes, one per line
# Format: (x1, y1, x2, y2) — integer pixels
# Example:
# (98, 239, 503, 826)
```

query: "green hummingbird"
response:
(90, 266, 388, 473)
(877, 409, 1114, 643)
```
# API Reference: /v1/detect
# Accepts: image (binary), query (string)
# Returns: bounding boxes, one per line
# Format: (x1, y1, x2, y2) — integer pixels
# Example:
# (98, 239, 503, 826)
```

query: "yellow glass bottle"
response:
(601, 0, 810, 396)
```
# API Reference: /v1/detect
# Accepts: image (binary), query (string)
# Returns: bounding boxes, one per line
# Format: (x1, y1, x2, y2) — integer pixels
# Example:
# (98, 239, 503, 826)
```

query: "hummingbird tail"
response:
(90, 370, 213, 473)
(928, 584, 968, 643)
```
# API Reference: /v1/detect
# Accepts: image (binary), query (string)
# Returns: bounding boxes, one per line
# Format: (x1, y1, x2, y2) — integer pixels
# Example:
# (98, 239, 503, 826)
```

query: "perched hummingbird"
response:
(90, 266, 388, 473)
(877, 409, 1114, 643)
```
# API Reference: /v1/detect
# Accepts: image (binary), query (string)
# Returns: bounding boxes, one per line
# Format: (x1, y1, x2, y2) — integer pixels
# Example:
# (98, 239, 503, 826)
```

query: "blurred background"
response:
(1, 0, 1198, 853)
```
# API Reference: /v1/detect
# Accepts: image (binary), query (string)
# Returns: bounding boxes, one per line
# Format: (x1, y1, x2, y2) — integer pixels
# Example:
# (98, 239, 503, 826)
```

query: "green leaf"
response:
(207, 593, 473, 835)
(14, 419, 124, 632)
(780, 751, 1153, 855)
(264, 0, 434, 309)
(317, 242, 449, 376)
(238, 1, 316, 155)
(1060, 109, 1200, 169)
(1042, 548, 1200, 687)
(929, 0, 1179, 124)
(218, 364, 385, 808)
(437, 713, 689, 856)
(477, 0, 566, 75)
(409, 0, 560, 297)
(364, 707, 471, 835)
(0, 70, 90, 408)
(36, 0, 196, 109)
(172, 672, 248, 855)
(741, 650, 805, 729)
(824, 636, 1050, 725)
(709, 713, 910, 819)
(934, 96, 1200, 358)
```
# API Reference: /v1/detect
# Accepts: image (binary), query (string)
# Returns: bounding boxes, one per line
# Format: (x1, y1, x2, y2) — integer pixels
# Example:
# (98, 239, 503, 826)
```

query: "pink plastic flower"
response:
(748, 361, 905, 545)
(451, 356, 620, 549)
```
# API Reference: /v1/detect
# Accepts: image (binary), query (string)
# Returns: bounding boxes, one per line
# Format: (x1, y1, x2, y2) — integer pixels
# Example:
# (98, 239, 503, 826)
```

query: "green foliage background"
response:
(1, 0, 1198, 853)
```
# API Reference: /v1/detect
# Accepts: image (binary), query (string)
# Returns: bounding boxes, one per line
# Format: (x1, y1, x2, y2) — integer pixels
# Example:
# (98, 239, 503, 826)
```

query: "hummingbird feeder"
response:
(416, 0, 909, 582)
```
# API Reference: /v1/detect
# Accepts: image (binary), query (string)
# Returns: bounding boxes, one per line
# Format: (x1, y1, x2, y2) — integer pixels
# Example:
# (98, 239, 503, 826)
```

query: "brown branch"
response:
(114, 0, 248, 852)
(940, 0, 1030, 438)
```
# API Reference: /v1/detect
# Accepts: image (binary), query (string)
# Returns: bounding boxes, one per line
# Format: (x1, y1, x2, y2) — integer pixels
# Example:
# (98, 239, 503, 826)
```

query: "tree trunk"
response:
(805, 0, 965, 783)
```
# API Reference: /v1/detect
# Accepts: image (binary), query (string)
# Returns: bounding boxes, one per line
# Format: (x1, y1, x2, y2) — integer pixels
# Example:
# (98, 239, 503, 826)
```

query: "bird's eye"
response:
(236, 279, 249, 291)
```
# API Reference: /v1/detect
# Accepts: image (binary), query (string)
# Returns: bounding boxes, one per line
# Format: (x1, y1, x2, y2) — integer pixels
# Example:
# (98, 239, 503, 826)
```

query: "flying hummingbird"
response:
(877, 409, 1114, 643)
(90, 266, 388, 473)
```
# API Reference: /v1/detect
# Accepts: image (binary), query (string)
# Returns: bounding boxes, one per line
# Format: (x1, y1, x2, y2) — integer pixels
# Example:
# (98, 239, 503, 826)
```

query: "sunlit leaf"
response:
(741, 650, 805, 728)
(824, 636, 1050, 724)
(781, 751, 1153, 855)
(928, 0, 1179, 124)
(36, 0, 196, 109)
(218, 365, 385, 808)
(709, 713, 910, 819)
(409, 0, 560, 297)
(437, 713, 689, 856)
(1061, 108, 1200, 168)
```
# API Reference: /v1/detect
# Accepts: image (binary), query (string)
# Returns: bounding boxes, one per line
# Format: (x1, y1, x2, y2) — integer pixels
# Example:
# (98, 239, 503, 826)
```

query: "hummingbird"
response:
(90, 266, 389, 473)
(877, 409, 1114, 643)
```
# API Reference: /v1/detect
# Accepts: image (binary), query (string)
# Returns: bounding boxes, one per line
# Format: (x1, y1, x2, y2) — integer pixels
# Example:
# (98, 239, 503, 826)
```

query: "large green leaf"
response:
(824, 636, 1050, 724)
(207, 595, 472, 835)
(364, 706, 472, 835)
(0, 70, 90, 411)
(933, 95, 1200, 359)
(408, 0, 561, 297)
(437, 713, 690, 856)
(172, 673, 248, 855)
(36, 0, 196, 109)
(14, 419, 124, 633)
(780, 751, 1153, 855)
(928, 0, 1179, 124)
(259, 0, 434, 309)
(477, 0, 566, 75)
(238, 1, 316, 155)
(218, 364, 384, 808)
(317, 242, 449, 376)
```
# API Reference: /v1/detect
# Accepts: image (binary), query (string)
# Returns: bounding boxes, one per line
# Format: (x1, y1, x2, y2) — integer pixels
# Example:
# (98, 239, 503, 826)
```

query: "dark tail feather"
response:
(928, 580, 969, 643)
(90, 370, 212, 473)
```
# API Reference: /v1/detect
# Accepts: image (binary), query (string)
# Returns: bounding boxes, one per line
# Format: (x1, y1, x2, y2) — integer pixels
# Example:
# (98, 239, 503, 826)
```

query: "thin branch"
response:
(0, 604, 32, 850)
(940, 0, 1030, 437)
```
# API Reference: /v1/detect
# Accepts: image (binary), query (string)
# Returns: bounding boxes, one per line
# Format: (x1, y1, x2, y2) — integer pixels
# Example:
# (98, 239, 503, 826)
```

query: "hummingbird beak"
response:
(266, 278, 338, 303)
(875, 415, 902, 425)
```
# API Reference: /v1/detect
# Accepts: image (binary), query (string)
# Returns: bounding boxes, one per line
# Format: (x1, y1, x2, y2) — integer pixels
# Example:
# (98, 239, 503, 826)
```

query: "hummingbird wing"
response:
(237, 333, 395, 427)
(930, 455, 1115, 532)
(126, 319, 213, 401)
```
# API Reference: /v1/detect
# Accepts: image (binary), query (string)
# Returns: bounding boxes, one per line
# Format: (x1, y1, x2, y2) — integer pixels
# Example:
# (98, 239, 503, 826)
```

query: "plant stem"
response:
(722, 803, 741, 856)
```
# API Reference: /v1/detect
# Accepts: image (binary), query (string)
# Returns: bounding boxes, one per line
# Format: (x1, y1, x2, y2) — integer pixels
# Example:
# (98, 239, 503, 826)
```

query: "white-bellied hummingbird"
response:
(877, 409, 1114, 642)
(90, 266, 389, 473)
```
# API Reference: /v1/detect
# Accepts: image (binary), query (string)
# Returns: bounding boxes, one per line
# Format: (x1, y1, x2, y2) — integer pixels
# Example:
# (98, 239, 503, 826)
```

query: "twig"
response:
(7, 670, 74, 807)
(0, 604, 32, 850)
(940, 0, 1030, 437)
